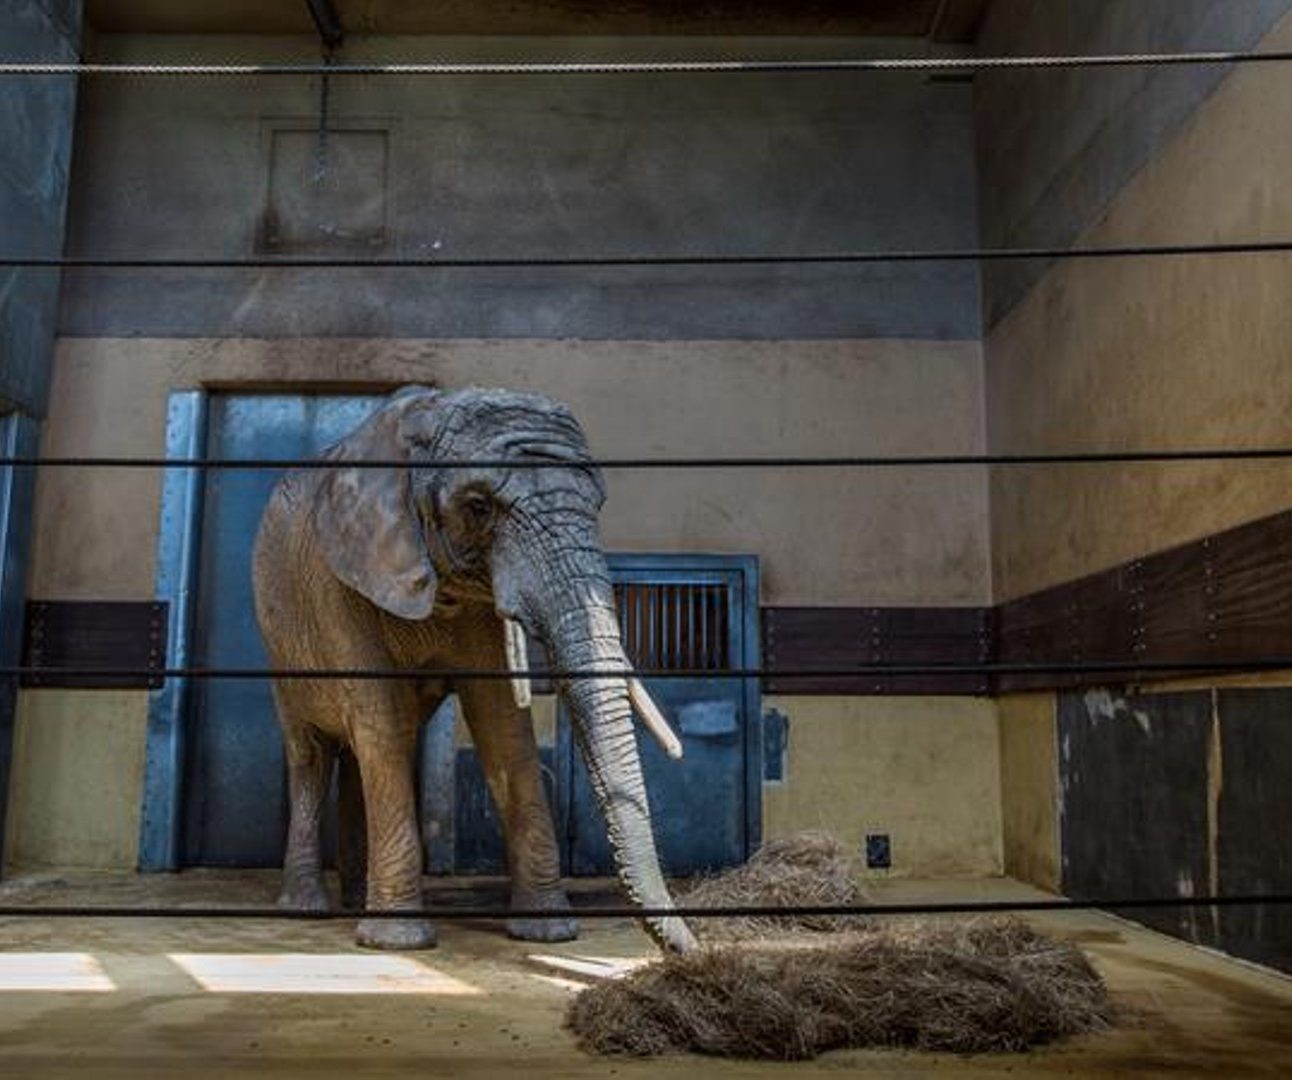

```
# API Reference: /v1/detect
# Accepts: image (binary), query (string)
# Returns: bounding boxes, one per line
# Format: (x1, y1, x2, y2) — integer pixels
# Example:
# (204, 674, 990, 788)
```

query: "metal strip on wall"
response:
(138, 391, 207, 872)
(0, 412, 40, 868)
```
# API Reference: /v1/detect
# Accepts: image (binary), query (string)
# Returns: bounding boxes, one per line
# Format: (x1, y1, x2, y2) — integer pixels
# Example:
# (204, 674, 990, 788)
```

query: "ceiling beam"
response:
(304, 0, 344, 48)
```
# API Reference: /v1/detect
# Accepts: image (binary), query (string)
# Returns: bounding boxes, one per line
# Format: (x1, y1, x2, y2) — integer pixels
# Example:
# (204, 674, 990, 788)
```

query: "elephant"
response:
(252, 385, 697, 954)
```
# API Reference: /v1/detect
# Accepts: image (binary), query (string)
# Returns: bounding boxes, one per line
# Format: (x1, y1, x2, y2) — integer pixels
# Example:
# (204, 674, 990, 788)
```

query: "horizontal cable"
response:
(3, 49, 1292, 77)
(6, 239, 1292, 268)
(0, 894, 1288, 921)
(4, 448, 1292, 472)
(10, 659, 1292, 681)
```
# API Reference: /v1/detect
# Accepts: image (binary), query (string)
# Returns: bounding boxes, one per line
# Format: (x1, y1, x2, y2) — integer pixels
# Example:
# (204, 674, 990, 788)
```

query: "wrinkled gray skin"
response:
(252, 386, 697, 954)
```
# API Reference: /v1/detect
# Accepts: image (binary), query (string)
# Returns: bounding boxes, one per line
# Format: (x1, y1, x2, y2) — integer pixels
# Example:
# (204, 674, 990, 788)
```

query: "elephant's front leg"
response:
(458, 675, 578, 943)
(349, 683, 436, 951)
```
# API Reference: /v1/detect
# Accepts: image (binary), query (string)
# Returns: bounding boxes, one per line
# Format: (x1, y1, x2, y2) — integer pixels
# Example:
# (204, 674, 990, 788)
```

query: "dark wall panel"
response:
(1216, 689, 1292, 975)
(1058, 689, 1214, 944)
(763, 606, 991, 695)
(997, 508, 1292, 693)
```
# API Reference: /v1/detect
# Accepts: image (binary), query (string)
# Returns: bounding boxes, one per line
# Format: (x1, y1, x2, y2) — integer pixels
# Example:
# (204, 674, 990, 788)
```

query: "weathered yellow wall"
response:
(4, 692, 147, 869)
(987, 11, 1292, 601)
(762, 696, 1002, 878)
(996, 693, 1059, 892)
(32, 338, 989, 605)
(9, 336, 994, 872)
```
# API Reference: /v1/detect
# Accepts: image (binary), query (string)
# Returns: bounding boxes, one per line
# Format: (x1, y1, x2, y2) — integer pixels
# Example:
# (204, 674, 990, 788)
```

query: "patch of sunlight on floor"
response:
(0, 953, 116, 992)
(527, 953, 651, 981)
(528, 972, 590, 993)
(168, 953, 485, 995)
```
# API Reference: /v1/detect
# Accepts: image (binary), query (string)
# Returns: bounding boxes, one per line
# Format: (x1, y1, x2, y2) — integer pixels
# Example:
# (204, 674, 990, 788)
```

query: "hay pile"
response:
(567, 832, 1114, 1059)
(679, 830, 872, 937)
(567, 917, 1113, 1059)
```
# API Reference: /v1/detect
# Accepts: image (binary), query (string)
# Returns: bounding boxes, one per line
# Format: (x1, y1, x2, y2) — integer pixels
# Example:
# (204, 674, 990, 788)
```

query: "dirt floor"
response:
(0, 873, 1288, 1078)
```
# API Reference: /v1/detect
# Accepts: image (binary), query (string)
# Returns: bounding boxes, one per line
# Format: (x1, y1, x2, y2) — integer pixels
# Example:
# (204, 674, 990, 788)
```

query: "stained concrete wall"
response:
(29, 337, 989, 605)
(60, 34, 981, 341)
(0, 0, 81, 417)
(0, 0, 82, 870)
(976, 0, 1292, 329)
(983, 5, 1292, 602)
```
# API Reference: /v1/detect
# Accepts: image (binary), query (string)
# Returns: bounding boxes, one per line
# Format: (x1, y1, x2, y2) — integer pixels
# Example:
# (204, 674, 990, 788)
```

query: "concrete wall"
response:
(976, 0, 1292, 328)
(0, 0, 82, 870)
(764, 695, 1002, 877)
(982, 4, 1292, 602)
(30, 337, 989, 606)
(60, 34, 981, 341)
(0, 0, 81, 417)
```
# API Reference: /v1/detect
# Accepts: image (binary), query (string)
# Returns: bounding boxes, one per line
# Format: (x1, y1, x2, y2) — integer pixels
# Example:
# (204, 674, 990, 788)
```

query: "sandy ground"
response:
(0, 872, 1287, 1078)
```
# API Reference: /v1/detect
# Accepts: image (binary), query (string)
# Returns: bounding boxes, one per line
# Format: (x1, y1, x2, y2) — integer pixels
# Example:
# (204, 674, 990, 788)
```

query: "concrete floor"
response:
(0, 873, 1288, 1078)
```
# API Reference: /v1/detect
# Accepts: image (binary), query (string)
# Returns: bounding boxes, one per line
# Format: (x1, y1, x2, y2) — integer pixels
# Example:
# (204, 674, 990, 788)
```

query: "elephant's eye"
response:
(459, 490, 495, 524)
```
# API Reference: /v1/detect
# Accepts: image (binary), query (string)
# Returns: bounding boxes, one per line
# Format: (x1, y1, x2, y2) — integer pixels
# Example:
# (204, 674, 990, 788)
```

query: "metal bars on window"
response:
(616, 583, 729, 674)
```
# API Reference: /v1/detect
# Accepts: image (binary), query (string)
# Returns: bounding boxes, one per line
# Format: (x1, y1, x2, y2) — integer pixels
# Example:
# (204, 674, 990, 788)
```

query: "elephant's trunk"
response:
(541, 574, 698, 954)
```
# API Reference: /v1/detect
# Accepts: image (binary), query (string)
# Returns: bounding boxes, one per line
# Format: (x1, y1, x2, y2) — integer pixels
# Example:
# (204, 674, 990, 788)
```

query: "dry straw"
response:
(679, 830, 873, 937)
(567, 832, 1114, 1059)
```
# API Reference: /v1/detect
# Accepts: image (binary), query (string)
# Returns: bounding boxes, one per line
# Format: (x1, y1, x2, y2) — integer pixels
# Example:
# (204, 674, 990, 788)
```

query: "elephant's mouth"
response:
(431, 578, 493, 617)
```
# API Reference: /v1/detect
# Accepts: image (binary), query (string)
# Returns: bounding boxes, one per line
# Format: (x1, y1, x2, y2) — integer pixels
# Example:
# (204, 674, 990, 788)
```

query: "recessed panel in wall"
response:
(259, 126, 389, 253)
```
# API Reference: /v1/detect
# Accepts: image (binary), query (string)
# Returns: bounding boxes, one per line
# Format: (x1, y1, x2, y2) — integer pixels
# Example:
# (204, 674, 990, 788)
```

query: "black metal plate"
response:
(21, 600, 168, 689)
(1216, 688, 1292, 975)
(1058, 689, 1214, 944)
(762, 606, 991, 695)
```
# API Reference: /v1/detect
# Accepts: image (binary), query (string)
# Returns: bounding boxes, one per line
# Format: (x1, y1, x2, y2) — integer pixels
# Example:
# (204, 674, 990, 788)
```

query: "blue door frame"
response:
(140, 392, 206, 870)
(0, 411, 41, 869)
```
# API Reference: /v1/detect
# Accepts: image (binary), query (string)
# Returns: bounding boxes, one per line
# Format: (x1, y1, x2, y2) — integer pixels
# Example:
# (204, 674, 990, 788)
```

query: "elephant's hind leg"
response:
(277, 711, 336, 913)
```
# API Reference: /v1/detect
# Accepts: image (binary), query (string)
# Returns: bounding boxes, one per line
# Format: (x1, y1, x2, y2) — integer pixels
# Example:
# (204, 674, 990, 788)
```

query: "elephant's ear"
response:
(313, 393, 439, 621)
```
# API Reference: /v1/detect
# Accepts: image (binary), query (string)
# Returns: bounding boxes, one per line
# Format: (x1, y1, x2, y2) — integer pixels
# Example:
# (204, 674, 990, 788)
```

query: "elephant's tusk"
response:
(628, 677, 684, 760)
(503, 619, 532, 710)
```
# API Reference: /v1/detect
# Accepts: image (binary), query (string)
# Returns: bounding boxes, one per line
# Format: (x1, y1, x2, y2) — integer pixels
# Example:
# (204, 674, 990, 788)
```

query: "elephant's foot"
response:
(277, 875, 331, 913)
(356, 916, 437, 951)
(507, 888, 579, 943)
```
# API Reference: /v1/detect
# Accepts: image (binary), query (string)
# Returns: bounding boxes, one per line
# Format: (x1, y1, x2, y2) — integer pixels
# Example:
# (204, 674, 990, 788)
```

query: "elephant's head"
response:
(314, 385, 697, 954)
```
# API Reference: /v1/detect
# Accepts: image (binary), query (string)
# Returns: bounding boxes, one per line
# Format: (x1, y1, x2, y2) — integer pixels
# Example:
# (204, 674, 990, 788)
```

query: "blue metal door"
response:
(557, 556, 761, 876)
(184, 395, 384, 865)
